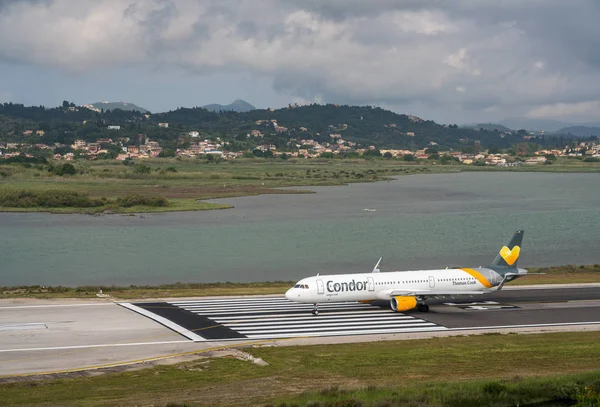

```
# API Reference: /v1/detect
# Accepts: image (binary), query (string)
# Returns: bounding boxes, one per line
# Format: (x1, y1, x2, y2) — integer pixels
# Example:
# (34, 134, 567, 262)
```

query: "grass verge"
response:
(0, 265, 598, 300)
(0, 332, 599, 406)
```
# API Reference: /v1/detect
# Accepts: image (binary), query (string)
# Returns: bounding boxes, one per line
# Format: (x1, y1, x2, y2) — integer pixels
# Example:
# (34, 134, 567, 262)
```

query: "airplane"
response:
(285, 230, 533, 315)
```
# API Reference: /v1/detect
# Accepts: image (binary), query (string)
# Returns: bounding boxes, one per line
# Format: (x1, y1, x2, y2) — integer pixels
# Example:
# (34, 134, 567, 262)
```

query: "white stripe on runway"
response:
(126, 297, 446, 341)
(0, 340, 194, 354)
(221, 316, 416, 326)
(244, 326, 448, 339)
(236, 322, 438, 334)
(181, 306, 380, 316)
(180, 303, 373, 314)
(212, 309, 396, 321)
(234, 320, 432, 331)
(169, 297, 286, 305)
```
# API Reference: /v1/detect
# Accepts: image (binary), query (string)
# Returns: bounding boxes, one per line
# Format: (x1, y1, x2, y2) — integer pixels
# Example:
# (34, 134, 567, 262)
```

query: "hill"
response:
(87, 102, 149, 113)
(464, 123, 513, 132)
(0, 101, 581, 152)
(499, 118, 570, 132)
(554, 126, 600, 137)
(203, 99, 255, 113)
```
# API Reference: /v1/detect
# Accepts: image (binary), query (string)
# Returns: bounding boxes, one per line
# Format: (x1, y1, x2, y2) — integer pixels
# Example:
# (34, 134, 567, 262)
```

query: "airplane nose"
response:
(285, 288, 293, 301)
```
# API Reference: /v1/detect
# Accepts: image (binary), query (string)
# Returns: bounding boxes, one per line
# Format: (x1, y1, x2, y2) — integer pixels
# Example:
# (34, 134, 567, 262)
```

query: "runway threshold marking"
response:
(123, 296, 448, 341)
(118, 303, 206, 341)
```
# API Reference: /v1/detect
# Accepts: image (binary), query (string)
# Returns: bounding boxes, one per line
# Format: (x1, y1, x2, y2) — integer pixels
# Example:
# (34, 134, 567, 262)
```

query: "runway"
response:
(125, 285, 600, 341)
(1, 284, 599, 377)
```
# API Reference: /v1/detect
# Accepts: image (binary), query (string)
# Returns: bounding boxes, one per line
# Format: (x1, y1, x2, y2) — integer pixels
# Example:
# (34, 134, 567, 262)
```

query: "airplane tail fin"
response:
(490, 230, 524, 269)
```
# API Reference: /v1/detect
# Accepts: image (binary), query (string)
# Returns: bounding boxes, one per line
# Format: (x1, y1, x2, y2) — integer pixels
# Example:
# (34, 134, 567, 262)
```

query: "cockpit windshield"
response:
(293, 284, 309, 289)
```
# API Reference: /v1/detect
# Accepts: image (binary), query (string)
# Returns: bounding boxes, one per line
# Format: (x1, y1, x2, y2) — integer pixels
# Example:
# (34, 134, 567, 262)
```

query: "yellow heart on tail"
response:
(499, 245, 520, 265)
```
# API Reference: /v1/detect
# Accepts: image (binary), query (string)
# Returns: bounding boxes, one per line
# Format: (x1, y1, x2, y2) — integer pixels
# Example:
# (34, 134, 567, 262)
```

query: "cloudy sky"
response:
(1, 0, 599, 124)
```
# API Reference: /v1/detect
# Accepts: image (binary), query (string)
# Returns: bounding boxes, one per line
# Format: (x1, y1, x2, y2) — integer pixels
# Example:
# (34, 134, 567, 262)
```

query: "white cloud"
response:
(0, 0, 599, 122)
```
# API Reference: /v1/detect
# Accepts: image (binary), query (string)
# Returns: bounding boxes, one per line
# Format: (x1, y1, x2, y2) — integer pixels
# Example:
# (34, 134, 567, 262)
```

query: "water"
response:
(1, 172, 599, 286)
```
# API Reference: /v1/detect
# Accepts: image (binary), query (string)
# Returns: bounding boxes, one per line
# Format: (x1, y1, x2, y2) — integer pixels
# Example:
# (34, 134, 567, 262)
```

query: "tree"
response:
(362, 149, 382, 157)
(440, 155, 459, 165)
(133, 164, 151, 174)
(263, 150, 274, 158)
(158, 148, 176, 158)
(252, 149, 263, 157)
(383, 152, 393, 159)
(59, 163, 76, 176)
(403, 154, 415, 161)
(280, 153, 289, 160)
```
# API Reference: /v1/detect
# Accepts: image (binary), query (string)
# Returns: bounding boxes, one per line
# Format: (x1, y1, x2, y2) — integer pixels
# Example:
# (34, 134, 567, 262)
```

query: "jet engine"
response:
(390, 296, 417, 312)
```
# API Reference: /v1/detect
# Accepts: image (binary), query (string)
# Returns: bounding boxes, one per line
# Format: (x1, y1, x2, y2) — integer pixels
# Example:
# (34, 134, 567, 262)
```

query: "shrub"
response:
(0, 190, 104, 208)
(133, 164, 152, 174)
(116, 194, 169, 207)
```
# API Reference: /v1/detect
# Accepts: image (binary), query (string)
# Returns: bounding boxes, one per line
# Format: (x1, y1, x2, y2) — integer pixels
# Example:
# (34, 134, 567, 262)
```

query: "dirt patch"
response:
(0, 348, 269, 385)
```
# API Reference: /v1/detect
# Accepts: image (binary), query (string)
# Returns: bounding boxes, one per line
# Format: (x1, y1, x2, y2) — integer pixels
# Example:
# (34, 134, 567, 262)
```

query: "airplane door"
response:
(428, 276, 435, 288)
(367, 277, 375, 292)
(316, 279, 325, 295)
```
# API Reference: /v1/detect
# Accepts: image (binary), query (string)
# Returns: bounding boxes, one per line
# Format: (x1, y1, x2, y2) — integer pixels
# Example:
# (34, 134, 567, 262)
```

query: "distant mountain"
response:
(554, 126, 600, 137)
(87, 102, 149, 113)
(203, 99, 255, 113)
(499, 118, 569, 132)
(464, 123, 513, 132)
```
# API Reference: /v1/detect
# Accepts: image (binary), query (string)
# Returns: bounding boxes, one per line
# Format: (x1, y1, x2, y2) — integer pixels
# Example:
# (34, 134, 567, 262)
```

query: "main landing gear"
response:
(417, 304, 430, 312)
(312, 303, 319, 315)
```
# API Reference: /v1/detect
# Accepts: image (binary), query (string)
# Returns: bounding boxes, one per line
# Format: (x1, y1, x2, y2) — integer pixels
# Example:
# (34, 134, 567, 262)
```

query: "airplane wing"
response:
(376, 289, 489, 300)
(389, 289, 487, 297)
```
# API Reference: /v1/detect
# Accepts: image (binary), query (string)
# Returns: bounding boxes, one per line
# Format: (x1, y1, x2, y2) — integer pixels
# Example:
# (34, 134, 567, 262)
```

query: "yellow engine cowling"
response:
(390, 296, 417, 312)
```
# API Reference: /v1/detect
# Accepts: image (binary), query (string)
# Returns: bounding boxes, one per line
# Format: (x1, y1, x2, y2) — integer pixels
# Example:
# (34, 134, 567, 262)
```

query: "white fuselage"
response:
(285, 267, 527, 304)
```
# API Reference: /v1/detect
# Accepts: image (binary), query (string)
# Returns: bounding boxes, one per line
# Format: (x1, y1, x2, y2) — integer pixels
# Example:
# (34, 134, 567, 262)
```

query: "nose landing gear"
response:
(312, 303, 319, 315)
(417, 304, 430, 312)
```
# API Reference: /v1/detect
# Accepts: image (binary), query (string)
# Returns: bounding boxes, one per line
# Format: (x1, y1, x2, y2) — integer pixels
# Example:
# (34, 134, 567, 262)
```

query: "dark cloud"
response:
(1, 0, 600, 122)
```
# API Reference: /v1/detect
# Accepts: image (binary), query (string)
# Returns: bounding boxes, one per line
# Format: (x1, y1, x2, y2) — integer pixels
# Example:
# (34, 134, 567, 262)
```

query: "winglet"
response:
(372, 257, 382, 273)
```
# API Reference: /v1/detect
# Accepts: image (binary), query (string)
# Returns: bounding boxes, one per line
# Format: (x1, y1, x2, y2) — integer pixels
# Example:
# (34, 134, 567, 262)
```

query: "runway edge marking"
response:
(118, 303, 206, 342)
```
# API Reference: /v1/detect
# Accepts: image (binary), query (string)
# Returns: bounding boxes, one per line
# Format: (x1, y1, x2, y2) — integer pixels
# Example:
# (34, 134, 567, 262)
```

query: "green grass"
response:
(0, 158, 456, 214)
(1, 157, 599, 213)
(1, 332, 599, 406)
(275, 374, 600, 407)
(1, 265, 598, 299)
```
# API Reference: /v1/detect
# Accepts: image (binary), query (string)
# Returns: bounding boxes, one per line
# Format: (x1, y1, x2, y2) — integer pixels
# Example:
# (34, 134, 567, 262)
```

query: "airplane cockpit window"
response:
(294, 284, 301, 288)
